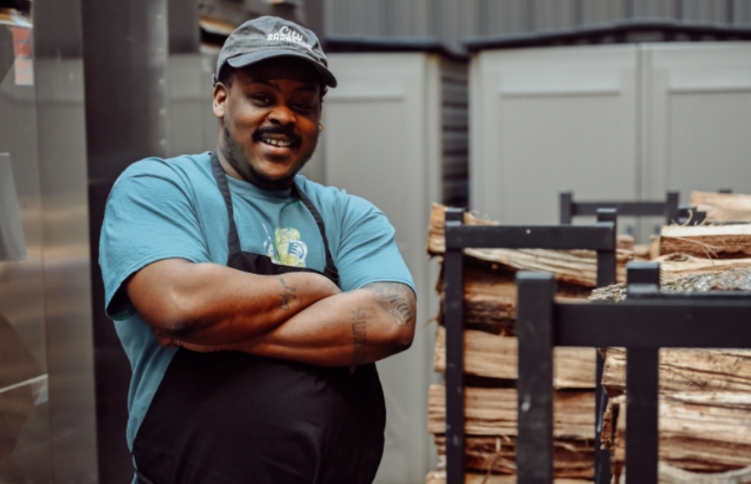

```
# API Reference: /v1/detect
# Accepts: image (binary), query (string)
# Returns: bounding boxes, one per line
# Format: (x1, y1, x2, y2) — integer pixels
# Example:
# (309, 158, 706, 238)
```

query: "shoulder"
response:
(115, 152, 212, 187)
(109, 152, 214, 204)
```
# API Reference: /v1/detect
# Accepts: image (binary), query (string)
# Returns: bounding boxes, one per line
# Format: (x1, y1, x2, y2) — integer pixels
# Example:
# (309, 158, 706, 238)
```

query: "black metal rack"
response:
(515, 262, 751, 484)
(559, 190, 705, 226)
(442, 208, 618, 484)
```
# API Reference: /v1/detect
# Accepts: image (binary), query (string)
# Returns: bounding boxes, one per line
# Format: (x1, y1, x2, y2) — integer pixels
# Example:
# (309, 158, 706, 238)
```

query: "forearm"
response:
(174, 282, 417, 366)
(127, 259, 340, 345)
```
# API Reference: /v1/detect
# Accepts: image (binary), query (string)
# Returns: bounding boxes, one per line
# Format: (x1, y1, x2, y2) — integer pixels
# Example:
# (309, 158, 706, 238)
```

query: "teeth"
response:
(262, 138, 293, 147)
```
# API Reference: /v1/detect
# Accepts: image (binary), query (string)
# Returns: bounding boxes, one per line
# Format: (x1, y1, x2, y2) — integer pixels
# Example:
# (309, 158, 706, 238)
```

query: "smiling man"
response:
(99, 16, 416, 484)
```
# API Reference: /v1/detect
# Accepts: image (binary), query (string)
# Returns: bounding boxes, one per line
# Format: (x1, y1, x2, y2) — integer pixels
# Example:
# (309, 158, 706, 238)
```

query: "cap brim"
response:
(227, 49, 337, 88)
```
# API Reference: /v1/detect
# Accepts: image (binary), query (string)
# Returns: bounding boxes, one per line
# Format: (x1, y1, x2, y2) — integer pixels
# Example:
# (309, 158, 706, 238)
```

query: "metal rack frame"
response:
(442, 208, 618, 484)
(559, 190, 706, 226)
(515, 262, 751, 484)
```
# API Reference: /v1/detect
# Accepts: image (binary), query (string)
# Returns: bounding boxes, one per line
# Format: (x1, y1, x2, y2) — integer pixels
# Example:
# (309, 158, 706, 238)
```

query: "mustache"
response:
(253, 125, 302, 145)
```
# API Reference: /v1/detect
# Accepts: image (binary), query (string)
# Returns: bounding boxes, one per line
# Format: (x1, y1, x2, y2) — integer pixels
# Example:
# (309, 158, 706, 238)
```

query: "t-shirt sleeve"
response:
(334, 195, 416, 296)
(99, 160, 210, 319)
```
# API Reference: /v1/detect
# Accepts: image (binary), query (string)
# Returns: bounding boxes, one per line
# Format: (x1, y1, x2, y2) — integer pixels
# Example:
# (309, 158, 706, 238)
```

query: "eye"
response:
(293, 102, 313, 112)
(251, 93, 271, 105)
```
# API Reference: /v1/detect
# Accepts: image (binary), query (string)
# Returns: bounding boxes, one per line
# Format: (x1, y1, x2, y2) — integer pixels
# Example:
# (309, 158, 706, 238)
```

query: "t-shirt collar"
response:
(226, 174, 293, 200)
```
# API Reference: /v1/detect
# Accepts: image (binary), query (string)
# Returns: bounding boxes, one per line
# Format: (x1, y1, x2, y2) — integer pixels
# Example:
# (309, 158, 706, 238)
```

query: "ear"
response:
(213, 82, 229, 120)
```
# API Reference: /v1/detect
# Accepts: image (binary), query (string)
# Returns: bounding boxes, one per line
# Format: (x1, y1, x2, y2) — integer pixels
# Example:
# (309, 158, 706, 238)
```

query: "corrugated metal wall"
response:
(323, 0, 751, 53)
(441, 58, 469, 207)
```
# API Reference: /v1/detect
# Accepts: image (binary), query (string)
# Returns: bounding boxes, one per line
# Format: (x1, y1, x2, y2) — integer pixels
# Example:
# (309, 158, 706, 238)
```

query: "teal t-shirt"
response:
(99, 152, 415, 450)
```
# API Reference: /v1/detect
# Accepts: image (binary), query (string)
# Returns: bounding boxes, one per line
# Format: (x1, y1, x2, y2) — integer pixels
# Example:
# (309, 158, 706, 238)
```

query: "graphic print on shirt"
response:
(263, 224, 308, 267)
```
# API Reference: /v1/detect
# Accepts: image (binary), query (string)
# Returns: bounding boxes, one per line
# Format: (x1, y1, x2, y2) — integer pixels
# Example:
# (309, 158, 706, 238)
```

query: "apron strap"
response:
(209, 152, 242, 255)
(291, 183, 340, 286)
(209, 152, 340, 285)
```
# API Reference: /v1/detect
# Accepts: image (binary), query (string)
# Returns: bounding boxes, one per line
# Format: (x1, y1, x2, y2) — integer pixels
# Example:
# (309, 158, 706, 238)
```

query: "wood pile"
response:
(426, 204, 606, 482)
(592, 268, 751, 482)
(425, 195, 751, 483)
(427, 204, 632, 287)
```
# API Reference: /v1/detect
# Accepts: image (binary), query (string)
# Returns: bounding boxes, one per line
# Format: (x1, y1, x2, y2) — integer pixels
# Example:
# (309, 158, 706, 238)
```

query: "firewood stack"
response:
(424, 204, 633, 483)
(593, 191, 751, 482)
(425, 192, 751, 484)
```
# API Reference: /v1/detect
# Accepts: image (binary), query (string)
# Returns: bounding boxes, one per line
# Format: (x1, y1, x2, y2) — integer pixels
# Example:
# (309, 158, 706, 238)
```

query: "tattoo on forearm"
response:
(277, 276, 297, 310)
(365, 282, 416, 327)
(351, 306, 373, 366)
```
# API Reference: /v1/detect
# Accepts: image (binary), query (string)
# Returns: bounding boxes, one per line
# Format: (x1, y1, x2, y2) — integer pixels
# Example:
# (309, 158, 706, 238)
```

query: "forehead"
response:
(236, 57, 322, 88)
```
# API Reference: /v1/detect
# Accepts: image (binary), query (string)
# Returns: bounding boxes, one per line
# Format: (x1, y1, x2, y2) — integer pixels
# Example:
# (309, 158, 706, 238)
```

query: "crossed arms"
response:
(126, 259, 416, 366)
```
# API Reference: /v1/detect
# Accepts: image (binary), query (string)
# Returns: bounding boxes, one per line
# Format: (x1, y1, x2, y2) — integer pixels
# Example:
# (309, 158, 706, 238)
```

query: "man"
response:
(99, 16, 416, 484)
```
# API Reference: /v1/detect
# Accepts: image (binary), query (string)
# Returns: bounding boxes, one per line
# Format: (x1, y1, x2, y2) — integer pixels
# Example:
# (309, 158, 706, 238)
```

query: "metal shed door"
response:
(640, 42, 751, 206)
(470, 45, 639, 231)
(322, 52, 442, 484)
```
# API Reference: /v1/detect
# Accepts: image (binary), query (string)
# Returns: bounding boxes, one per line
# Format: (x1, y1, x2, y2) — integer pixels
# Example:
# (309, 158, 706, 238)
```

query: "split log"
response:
(425, 470, 590, 484)
(433, 435, 594, 478)
(434, 326, 596, 388)
(650, 234, 661, 260)
(590, 266, 751, 302)
(656, 463, 751, 484)
(428, 203, 498, 255)
(690, 191, 751, 223)
(660, 225, 751, 259)
(427, 384, 595, 440)
(601, 347, 751, 398)
(435, 267, 592, 335)
(634, 243, 651, 261)
(438, 267, 517, 335)
(659, 254, 751, 282)
(609, 392, 751, 475)
(617, 234, 634, 251)
(428, 204, 631, 287)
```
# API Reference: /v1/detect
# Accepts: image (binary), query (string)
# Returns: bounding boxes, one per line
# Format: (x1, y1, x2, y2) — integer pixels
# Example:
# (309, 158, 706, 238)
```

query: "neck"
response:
(215, 144, 294, 191)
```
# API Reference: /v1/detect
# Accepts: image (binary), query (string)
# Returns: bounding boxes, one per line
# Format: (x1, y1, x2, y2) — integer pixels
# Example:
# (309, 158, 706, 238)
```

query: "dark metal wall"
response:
(81, 0, 169, 481)
(324, 0, 751, 53)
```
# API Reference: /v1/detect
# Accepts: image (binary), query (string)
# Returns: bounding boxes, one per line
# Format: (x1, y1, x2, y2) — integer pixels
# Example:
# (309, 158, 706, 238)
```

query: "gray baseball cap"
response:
(215, 16, 337, 88)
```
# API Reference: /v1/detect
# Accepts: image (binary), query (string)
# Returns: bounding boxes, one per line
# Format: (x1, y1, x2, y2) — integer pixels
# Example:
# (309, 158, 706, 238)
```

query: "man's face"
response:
(213, 57, 323, 189)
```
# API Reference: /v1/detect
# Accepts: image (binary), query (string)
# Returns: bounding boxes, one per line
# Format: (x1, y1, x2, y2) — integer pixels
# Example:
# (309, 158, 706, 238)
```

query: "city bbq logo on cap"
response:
(266, 26, 313, 51)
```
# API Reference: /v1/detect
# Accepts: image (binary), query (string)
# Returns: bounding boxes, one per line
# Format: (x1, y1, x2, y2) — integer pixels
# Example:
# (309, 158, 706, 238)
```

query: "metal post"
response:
(595, 209, 617, 288)
(560, 190, 573, 225)
(594, 208, 616, 484)
(666, 191, 680, 224)
(625, 347, 659, 484)
(719, 187, 733, 194)
(625, 263, 661, 484)
(516, 271, 556, 484)
(444, 208, 465, 484)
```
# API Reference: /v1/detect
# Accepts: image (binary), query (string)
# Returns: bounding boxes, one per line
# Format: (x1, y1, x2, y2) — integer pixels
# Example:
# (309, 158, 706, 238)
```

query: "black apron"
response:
(132, 153, 386, 484)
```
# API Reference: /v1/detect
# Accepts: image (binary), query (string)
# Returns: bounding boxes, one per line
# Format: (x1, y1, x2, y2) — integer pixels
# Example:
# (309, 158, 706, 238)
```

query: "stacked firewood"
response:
(425, 204, 634, 483)
(425, 192, 751, 484)
(595, 272, 751, 482)
(595, 222, 751, 482)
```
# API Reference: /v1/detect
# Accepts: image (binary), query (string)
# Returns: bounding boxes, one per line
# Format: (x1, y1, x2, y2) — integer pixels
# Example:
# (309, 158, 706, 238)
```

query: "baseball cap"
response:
(215, 16, 337, 88)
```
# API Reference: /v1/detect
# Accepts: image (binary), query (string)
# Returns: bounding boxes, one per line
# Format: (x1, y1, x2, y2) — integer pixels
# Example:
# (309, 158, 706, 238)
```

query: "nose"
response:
(268, 104, 296, 127)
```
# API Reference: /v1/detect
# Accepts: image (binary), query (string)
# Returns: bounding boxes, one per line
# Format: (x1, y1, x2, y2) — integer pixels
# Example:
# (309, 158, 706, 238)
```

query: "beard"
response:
(222, 124, 318, 190)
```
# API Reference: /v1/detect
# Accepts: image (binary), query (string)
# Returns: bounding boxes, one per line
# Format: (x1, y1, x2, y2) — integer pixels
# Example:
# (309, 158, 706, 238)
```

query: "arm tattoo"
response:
(277, 277, 297, 310)
(351, 307, 373, 366)
(365, 282, 416, 328)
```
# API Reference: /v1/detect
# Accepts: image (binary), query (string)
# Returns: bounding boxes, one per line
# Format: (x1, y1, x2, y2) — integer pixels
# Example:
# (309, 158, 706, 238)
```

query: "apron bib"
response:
(132, 153, 386, 484)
